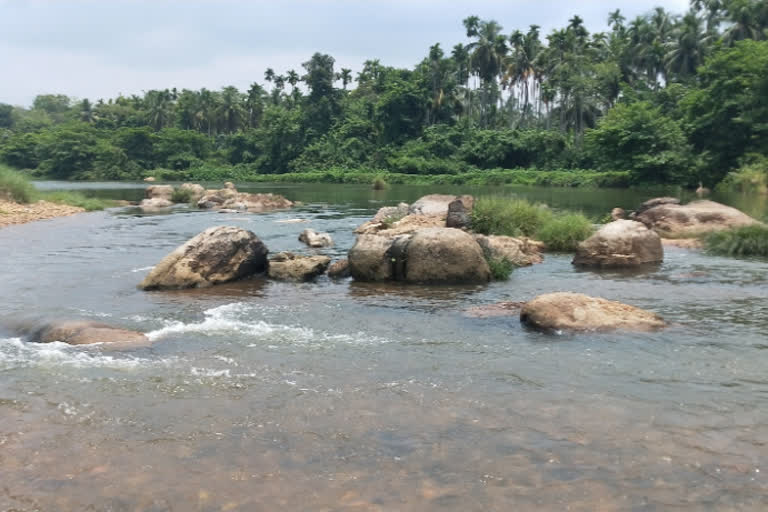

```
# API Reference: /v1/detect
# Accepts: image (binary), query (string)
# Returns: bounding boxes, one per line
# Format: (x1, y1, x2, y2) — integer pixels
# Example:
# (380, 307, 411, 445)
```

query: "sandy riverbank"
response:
(0, 199, 85, 228)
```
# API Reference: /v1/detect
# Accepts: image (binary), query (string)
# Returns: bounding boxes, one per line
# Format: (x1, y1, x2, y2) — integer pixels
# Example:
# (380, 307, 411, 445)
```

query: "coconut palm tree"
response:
(665, 11, 711, 79)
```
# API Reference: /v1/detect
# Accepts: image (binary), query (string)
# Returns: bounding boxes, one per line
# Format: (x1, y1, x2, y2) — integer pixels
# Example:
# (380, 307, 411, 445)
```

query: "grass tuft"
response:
(486, 257, 515, 281)
(471, 197, 552, 237)
(0, 165, 37, 203)
(39, 191, 116, 211)
(536, 213, 594, 252)
(171, 187, 193, 204)
(704, 225, 768, 257)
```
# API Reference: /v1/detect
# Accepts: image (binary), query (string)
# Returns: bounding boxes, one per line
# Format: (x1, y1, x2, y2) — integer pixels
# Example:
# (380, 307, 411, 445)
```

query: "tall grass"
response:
(536, 213, 594, 251)
(705, 225, 768, 257)
(471, 197, 553, 237)
(718, 159, 768, 194)
(486, 257, 515, 281)
(38, 191, 115, 211)
(0, 165, 37, 203)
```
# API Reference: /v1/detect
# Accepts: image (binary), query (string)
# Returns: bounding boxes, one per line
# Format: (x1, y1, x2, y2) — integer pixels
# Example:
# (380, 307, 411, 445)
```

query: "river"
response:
(1, 182, 767, 511)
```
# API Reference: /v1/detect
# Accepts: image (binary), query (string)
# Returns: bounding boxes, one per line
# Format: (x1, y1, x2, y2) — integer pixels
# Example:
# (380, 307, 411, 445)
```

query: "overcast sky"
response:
(0, 0, 690, 106)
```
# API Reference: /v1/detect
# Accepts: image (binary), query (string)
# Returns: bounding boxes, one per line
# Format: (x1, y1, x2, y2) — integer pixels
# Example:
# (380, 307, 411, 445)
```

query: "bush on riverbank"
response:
(0, 165, 36, 203)
(0, 165, 115, 211)
(487, 257, 515, 281)
(705, 225, 768, 257)
(718, 158, 768, 195)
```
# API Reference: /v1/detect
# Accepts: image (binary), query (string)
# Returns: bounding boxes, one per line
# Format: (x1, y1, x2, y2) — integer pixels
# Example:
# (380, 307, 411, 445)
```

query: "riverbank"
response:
(0, 199, 85, 228)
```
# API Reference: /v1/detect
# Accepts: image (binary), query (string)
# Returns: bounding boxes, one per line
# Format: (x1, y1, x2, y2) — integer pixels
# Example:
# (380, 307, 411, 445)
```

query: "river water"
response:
(1, 182, 767, 511)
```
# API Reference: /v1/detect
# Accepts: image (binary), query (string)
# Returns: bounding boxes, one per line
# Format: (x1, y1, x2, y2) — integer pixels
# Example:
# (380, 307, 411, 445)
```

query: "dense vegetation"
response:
(1, 0, 766, 188)
(705, 225, 768, 257)
(0, 165, 114, 210)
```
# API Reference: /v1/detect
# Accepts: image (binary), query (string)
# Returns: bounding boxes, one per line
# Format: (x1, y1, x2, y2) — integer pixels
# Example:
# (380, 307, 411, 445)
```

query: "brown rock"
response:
(635, 200, 761, 238)
(145, 185, 174, 201)
(474, 235, 544, 267)
(633, 197, 680, 217)
(520, 292, 666, 332)
(611, 208, 625, 221)
(327, 259, 351, 279)
(573, 220, 663, 267)
(35, 321, 148, 346)
(409, 194, 474, 216)
(446, 198, 470, 229)
(401, 228, 490, 284)
(348, 235, 396, 281)
(299, 228, 334, 248)
(268, 252, 331, 281)
(139, 226, 268, 290)
(139, 197, 173, 210)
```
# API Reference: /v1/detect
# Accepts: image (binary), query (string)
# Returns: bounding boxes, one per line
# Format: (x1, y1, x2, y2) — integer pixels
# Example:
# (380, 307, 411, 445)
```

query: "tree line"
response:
(0, 0, 766, 187)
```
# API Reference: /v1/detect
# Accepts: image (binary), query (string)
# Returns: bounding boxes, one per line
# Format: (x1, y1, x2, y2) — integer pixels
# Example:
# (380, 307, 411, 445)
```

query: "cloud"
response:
(0, 0, 694, 106)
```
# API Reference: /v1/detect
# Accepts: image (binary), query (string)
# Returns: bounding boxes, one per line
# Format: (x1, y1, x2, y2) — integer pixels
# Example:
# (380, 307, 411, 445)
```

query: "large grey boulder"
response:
(573, 220, 663, 268)
(348, 228, 490, 284)
(634, 200, 761, 237)
(268, 252, 331, 282)
(520, 293, 666, 332)
(33, 320, 149, 346)
(139, 226, 268, 290)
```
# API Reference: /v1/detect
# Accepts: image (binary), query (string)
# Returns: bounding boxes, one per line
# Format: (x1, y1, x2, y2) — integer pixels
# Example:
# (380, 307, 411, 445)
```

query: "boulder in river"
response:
(33, 320, 149, 346)
(633, 197, 680, 217)
(634, 200, 761, 238)
(446, 198, 471, 229)
(267, 252, 331, 282)
(474, 234, 544, 267)
(348, 228, 490, 284)
(197, 184, 293, 213)
(145, 185, 174, 201)
(139, 197, 173, 211)
(409, 194, 474, 216)
(573, 220, 663, 268)
(327, 259, 351, 279)
(520, 292, 666, 332)
(139, 226, 268, 290)
(299, 228, 333, 248)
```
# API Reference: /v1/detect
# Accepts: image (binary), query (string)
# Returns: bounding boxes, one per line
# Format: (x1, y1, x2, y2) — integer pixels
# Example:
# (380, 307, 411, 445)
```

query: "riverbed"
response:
(1, 182, 767, 511)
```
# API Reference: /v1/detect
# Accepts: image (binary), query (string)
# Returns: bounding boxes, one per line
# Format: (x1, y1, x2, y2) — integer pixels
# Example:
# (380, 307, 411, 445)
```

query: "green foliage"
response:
(38, 191, 115, 211)
(170, 187, 193, 204)
(535, 213, 594, 251)
(486, 257, 515, 281)
(682, 40, 768, 185)
(705, 225, 768, 257)
(718, 157, 768, 194)
(584, 101, 692, 184)
(0, 165, 36, 203)
(471, 197, 553, 237)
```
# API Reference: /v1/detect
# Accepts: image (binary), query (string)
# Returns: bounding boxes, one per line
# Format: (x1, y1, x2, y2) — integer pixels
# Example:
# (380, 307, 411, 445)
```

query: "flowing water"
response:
(1, 182, 767, 511)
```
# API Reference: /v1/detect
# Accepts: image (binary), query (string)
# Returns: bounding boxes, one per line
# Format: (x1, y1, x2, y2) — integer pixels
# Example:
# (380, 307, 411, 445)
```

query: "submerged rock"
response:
(474, 235, 544, 267)
(299, 228, 334, 248)
(145, 185, 174, 201)
(139, 226, 268, 290)
(573, 220, 663, 268)
(327, 259, 351, 279)
(33, 320, 148, 346)
(634, 200, 761, 238)
(348, 228, 490, 284)
(267, 252, 331, 281)
(520, 292, 666, 332)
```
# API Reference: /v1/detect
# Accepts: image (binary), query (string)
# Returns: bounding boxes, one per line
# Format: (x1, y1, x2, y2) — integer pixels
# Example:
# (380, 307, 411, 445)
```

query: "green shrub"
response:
(718, 160, 767, 194)
(0, 165, 36, 203)
(171, 187, 193, 203)
(471, 197, 553, 237)
(536, 213, 594, 251)
(705, 225, 768, 257)
(39, 191, 115, 211)
(486, 257, 515, 281)
(372, 176, 388, 190)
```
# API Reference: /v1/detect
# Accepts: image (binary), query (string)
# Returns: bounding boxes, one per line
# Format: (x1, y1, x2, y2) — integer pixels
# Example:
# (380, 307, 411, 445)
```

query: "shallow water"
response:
(1, 183, 767, 511)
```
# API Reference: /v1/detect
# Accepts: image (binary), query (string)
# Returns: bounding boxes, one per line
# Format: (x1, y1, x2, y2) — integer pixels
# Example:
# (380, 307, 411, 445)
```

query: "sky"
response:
(0, 0, 690, 107)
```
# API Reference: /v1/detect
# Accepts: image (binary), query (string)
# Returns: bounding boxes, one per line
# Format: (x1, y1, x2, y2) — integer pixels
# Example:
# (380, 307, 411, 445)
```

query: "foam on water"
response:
(0, 336, 173, 371)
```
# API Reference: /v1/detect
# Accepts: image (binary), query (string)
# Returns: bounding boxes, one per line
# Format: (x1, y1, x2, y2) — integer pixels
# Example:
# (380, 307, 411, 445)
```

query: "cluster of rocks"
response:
(27, 193, 764, 347)
(139, 182, 293, 213)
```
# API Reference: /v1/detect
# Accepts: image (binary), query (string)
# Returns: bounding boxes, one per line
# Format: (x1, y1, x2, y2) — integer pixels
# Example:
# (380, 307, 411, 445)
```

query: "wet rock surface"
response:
(268, 252, 331, 282)
(573, 220, 663, 268)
